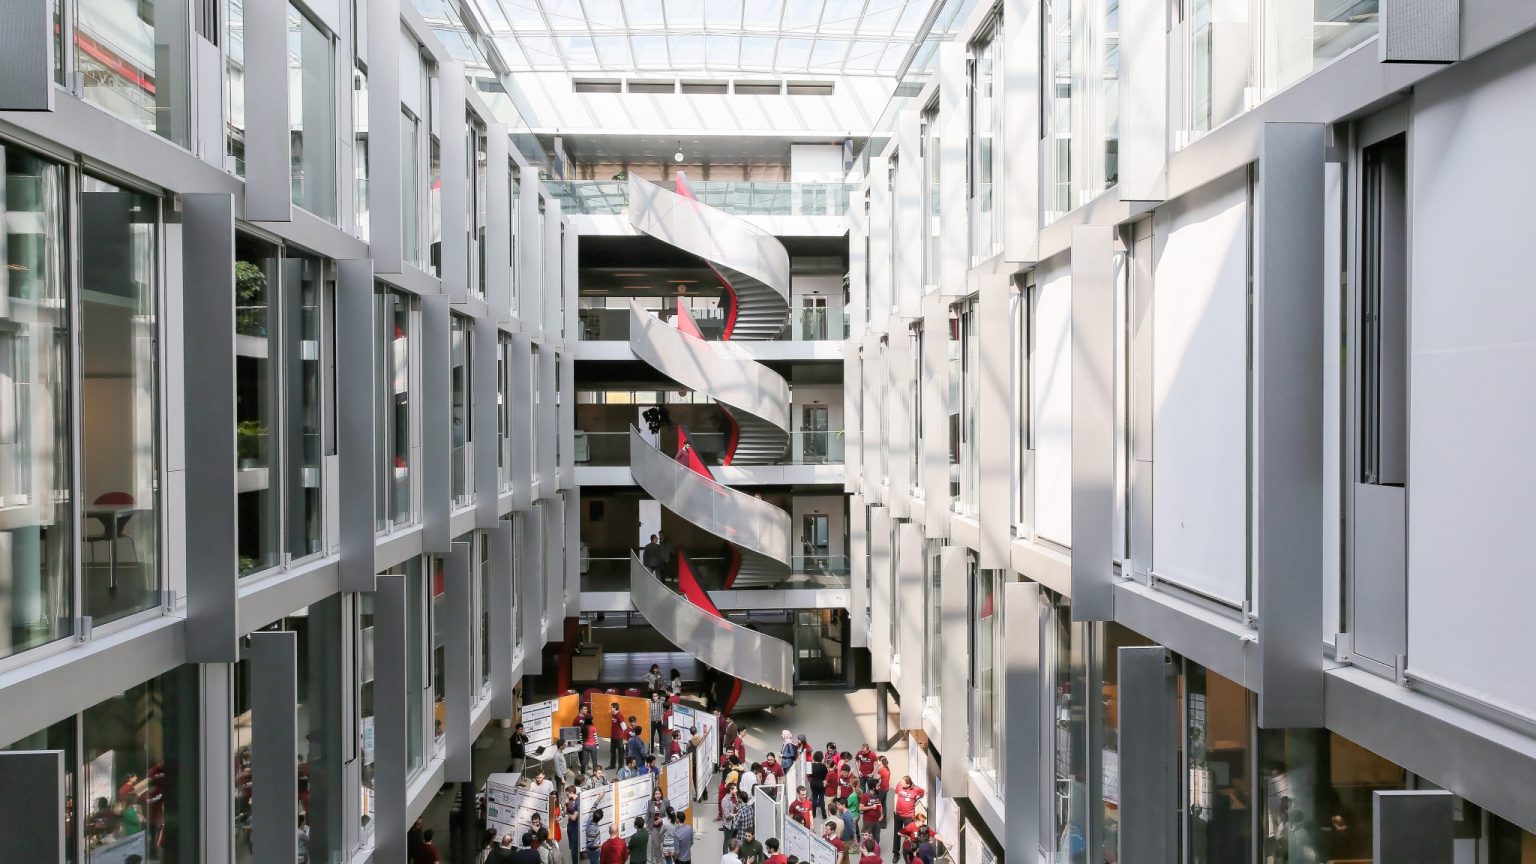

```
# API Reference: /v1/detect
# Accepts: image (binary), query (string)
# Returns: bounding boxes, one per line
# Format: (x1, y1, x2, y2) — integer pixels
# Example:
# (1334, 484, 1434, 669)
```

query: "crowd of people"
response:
(472, 670, 944, 864)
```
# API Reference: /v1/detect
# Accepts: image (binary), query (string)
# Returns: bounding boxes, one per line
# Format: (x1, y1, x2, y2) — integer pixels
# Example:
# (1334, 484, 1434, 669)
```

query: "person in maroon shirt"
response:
(859, 780, 884, 846)
(875, 757, 892, 817)
(891, 778, 925, 863)
(609, 704, 626, 769)
(762, 838, 788, 864)
(821, 820, 845, 856)
(599, 825, 628, 864)
(854, 745, 878, 779)
(823, 743, 840, 771)
(788, 786, 814, 828)
(824, 766, 845, 809)
(763, 753, 784, 780)
(859, 840, 882, 864)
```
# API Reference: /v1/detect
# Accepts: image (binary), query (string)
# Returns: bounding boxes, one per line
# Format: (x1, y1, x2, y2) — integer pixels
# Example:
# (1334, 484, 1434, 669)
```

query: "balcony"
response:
(547, 180, 855, 217)
(577, 298, 849, 342)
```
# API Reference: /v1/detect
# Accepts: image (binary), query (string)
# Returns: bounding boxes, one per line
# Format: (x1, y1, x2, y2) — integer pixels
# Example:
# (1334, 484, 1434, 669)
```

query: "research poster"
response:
(615, 774, 652, 838)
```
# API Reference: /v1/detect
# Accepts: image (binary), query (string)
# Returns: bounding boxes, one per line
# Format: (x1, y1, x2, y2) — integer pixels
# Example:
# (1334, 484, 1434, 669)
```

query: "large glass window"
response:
(508, 166, 520, 315)
(1185, 0, 1252, 139)
(1257, 727, 1404, 864)
(292, 256, 328, 558)
(1103, 0, 1120, 188)
(1044, 0, 1074, 222)
(970, 567, 1002, 788)
(450, 314, 472, 506)
(77, 0, 190, 145)
(401, 109, 423, 268)
(0, 147, 74, 658)
(910, 326, 922, 490)
(956, 297, 979, 514)
(924, 542, 943, 713)
(1261, 0, 1377, 94)
(1185, 662, 1252, 864)
(478, 532, 491, 695)
(430, 555, 446, 752)
(1050, 597, 1088, 864)
(81, 178, 159, 625)
(969, 18, 1001, 263)
(82, 665, 200, 862)
(921, 103, 941, 290)
(227, 0, 248, 174)
(357, 593, 376, 833)
(289, 4, 337, 221)
(472, 121, 488, 298)
(498, 334, 512, 489)
(353, 64, 370, 241)
(375, 289, 413, 530)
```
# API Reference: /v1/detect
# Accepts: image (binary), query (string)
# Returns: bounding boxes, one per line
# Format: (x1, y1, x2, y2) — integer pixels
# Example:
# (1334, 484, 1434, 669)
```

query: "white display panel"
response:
(1150, 172, 1249, 606)
(1407, 54, 1536, 721)
(1032, 258, 1073, 548)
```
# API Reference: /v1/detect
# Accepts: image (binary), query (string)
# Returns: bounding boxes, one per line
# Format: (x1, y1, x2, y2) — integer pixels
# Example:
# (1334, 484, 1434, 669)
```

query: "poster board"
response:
(783, 812, 840, 864)
(523, 694, 583, 745)
(485, 773, 553, 841)
(754, 784, 782, 844)
(670, 705, 718, 789)
(664, 756, 692, 820)
(580, 783, 616, 844)
(594, 693, 654, 742)
(615, 774, 652, 839)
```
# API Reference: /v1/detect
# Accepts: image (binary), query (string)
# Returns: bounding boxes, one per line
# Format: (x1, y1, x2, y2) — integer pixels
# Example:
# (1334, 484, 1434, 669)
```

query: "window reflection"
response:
(80, 178, 159, 624)
(76, 0, 190, 145)
(374, 289, 412, 530)
(0, 147, 74, 657)
(1258, 727, 1404, 863)
(289, 3, 337, 221)
(1185, 663, 1252, 864)
(450, 315, 472, 505)
(235, 235, 279, 576)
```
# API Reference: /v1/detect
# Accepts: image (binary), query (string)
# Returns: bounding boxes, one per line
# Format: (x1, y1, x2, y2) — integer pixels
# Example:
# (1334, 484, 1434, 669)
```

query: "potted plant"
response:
(235, 260, 267, 335)
(237, 420, 266, 469)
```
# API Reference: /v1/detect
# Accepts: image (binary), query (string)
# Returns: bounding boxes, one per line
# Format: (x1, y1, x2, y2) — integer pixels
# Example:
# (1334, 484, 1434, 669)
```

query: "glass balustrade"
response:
(580, 555, 850, 592)
(547, 180, 855, 217)
(574, 430, 844, 466)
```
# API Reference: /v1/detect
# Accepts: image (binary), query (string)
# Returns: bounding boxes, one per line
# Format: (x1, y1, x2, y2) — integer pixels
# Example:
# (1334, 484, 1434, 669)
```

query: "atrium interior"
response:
(1, 0, 1535, 861)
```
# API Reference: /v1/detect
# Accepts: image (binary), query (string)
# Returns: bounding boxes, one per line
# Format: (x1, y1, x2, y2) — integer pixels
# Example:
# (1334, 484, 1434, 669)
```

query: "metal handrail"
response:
(628, 302, 791, 430)
(627, 175, 791, 303)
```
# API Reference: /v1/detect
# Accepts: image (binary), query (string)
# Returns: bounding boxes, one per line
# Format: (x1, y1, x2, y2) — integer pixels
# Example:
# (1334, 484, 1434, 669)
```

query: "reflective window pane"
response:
(227, 0, 248, 174)
(450, 315, 472, 505)
(0, 148, 74, 657)
(81, 179, 159, 623)
(375, 290, 412, 530)
(235, 235, 279, 577)
(289, 256, 327, 558)
(357, 593, 377, 832)
(77, 0, 190, 145)
(82, 664, 200, 862)
(1186, 663, 1252, 864)
(289, 4, 338, 221)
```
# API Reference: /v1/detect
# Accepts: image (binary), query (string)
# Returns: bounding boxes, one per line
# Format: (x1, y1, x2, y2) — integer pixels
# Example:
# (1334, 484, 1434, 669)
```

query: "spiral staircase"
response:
(625, 173, 798, 711)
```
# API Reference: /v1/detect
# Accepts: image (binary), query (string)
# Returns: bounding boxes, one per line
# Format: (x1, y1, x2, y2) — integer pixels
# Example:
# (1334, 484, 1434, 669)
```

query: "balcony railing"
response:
(574, 430, 844, 466)
(579, 299, 848, 341)
(581, 554, 851, 592)
(547, 180, 855, 217)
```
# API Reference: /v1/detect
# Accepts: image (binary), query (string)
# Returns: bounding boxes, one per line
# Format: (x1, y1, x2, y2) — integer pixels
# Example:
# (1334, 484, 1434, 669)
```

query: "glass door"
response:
(801, 405, 830, 463)
(800, 295, 828, 339)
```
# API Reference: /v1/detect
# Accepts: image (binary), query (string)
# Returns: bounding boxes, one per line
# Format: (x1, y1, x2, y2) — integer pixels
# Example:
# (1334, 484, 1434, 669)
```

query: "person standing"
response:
(761, 838, 787, 864)
(672, 810, 694, 864)
(620, 757, 640, 781)
(584, 810, 605, 864)
(808, 752, 829, 818)
(297, 814, 311, 864)
(734, 805, 760, 862)
(649, 692, 667, 751)
(628, 817, 650, 864)
(669, 669, 685, 698)
(859, 841, 882, 864)
(890, 778, 924, 863)
(780, 732, 799, 768)
(642, 536, 663, 571)
(581, 716, 601, 774)
(509, 723, 531, 774)
(627, 717, 649, 765)
(416, 829, 443, 863)
(859, 779, 884, 847)
(788, 787, 814, 828)
(609, 704, 627, 769)
(600, 824, 628, 864)
(646, 664, 664, 695)
(512, 834, 542, 864)
(720, 838, 743, 864)
(566, 787, 583, 864)
(854, 745, 877, 781)
(875, 757, 891, 822)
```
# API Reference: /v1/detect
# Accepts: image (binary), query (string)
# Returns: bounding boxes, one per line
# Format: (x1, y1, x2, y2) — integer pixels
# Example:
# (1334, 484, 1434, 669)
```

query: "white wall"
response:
(1149, 171, 1249, 606)
(790, 144, 847, 182)
(1406, 42, 1536, 722)
(1033, 256, 1073, 548)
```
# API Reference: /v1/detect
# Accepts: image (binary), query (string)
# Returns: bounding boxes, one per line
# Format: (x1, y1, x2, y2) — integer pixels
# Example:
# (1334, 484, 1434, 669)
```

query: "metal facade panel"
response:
(538, 343, 558, 495)
(565, 492, 580, 613)
(937, 42, 969, 289)
(1118, 646, 1178, 864)
(1128, 225, 1155, 581)
(887, 326, 912, 515)
(1255, 122, 1326, 727)
(1118, 0, 1169, 200)
(1002, 0, 1042, 262)
(1351, 483, 1407, 668)
(373, 573, 409, 864)
(0, 751, 64, 862)
(0, 0, 54, 111)
(1070, 226, 1116, 620)
(244, 0, 292, 221)
(1002, 580, 1042, 862)
(508, 334, 533, 511)
(893, 112, 922, 312)
(1380, 0, 1460, 62)
(338, 259, 379, 592)
(921, 292, 950, 532)
(367, 0, 403, 274)
(475, 315, 501, 529)
(520, 507, 545, 674)
(977, 271, 1013, 567)
(897, 521, 924, 728)
(867, 154, 891, 330)
(485, 127, 512, 320)
(518, 183, 541, 332)
(543, 499, 564, 624)
(1373, 791, 1454, 863)
(869, 506, 893, 683)
(843, 350, 862, 494)
(250, 630, 299, 864)
(182, 193, 240, 662)
(489, 519, 517, 716)
(849, 494, 869, 648)
(445, 540, 474, 780)
(438, 65, 469, 301)
(938, 547, 970, 791)
(422, 294, 451, 553)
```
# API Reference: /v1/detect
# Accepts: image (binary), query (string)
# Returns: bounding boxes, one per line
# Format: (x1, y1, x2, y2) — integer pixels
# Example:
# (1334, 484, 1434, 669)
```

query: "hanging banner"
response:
(581, 783, 616, 842)
(665, 756, 692, 817)
(783, 812, 840, 864)
(615, 774, 653, 839)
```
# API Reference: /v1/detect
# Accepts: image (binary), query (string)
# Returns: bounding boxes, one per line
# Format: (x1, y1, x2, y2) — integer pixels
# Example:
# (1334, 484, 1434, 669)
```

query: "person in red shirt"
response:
(823, 743, 840, 771)
(854, 745, 878, 779)
(891, 778, 925, 862)
(859, 779, 884, 845)
(730, 734, 747, 766)
(875, 757, 892, 814)
(762, 838, 788, 864)
(859, 840, 882, 864)
(824, 767, 844, 808)
(821, 820, 845, 855)
(608, 704, 626, 769)
(599, 824, 628, 864)
(787, 786, 814, 828)
(763, 753, 784, 780)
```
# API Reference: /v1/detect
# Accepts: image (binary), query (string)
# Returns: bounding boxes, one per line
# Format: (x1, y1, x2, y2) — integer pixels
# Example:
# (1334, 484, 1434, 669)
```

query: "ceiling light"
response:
(674, 140, 685, 163)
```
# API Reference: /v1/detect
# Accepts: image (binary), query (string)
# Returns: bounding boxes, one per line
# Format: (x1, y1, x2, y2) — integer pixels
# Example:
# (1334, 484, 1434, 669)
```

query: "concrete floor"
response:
(423, 688, 903, 862)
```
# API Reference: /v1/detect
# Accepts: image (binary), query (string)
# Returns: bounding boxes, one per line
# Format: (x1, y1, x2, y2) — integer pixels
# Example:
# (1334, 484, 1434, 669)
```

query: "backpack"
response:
(662, 832, 678, 858)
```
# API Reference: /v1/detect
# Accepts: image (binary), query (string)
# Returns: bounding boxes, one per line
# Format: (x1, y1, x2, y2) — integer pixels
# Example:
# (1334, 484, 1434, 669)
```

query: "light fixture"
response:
(673, 140, 685, 163)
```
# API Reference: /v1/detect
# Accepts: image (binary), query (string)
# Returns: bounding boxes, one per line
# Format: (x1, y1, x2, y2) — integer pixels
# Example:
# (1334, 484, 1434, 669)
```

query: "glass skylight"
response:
(469, 0, 940, 77)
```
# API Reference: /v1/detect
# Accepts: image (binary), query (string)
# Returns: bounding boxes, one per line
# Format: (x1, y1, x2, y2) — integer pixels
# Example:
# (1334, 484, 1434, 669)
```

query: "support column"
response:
(848, 494, 868, 649)
(937, 547, 969, 791)
(474, 315, 501, 530)
(438, 63, 468, 302)
(1373, 791, 1453, 863)
(0, 751, 65, 862)
(1118, 646, 1178, 864)
(422, 294, 451, 553)
(250, 630, 299, 864)
(1002, 581, 1042, 862)
(489, 519, 517, 717)
(868, 506, 892, 684)
(366, 0, 403, 274)
(896, 521, 923, 729)
(520, 508, 545, 674)
(243, 0, 291, 221)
